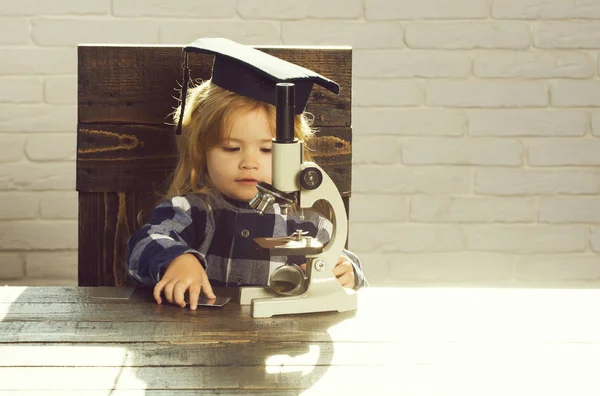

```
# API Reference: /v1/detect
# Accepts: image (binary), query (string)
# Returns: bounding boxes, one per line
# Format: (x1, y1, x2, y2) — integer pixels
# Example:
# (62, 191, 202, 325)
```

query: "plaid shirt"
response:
(127, 193, 367, 289)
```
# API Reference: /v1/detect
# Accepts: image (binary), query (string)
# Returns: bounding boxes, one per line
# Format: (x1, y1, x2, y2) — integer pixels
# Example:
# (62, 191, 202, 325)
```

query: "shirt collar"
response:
(220, 194, 252, 210)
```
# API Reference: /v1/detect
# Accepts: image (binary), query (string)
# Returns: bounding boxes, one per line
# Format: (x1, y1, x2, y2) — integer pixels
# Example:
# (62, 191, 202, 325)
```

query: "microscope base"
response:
(239, 286, 279, 305)
(240, 283, 357, 318)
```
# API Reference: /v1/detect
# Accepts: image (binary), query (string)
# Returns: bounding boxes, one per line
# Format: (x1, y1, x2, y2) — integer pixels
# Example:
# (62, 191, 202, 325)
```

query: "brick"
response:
(354, 50, 472, 78)
(539, 198, 600, 223)
(494, 0, 600, 19)
(0, 192, 39, 219)
(551, 81, 600, 107)
(365, 0, 488, 20)
(0, 253, 24, 279)
(535, 22, 600, 49)
(350, 223, 464, 253)
(0, 0, 109, 15)
(593, 113, 600, 137)
(306, 0, 363, 18)
(354, 166, 471, 194)
(529, 139, 600, 166)
(474, 50, 595, 78)
(352, 136, 401, 165)
(0, 221, 77, 250)
(469, 110, 588, 137)
(406, 22, 531, 49)
(0, 48, 76, 75)
(475, 169, 600, 195)
(592, 227, 600, 252)
(515, 255, 600, 282)
(350, 253, 390, 285)
(354, 108, 466, 136)
(40, 191, 78, 220)
(0, 134, 25, 162)
(387, 253, 515, 283)
(0, 105, 76, 132)
(0, 162, 75, 191)
(427, 81, 547, 108)
(0, 18, 29, 45)
(25, 251, 77, 280)
(402, 138, 523, 166)
(159, 21, 281, 45)
(238, 0, 307, 19)
(113, 0, 235, 17)
(44, 76, 76, 105)
(0, 277, 76, 286)
(282, 21, 404, 49)
(354, 79, 423, 107)
(0, 77, 43, 104)
(31, 18, 159, 46)
(349, 194, 408, 223)
(464, 225, 586, 253)
(25, 134, 76, 161)
(411, 196, 536, 223)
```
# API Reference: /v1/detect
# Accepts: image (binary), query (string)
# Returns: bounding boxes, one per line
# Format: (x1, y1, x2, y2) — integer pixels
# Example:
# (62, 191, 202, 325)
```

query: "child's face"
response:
(206, 108, 274, 202)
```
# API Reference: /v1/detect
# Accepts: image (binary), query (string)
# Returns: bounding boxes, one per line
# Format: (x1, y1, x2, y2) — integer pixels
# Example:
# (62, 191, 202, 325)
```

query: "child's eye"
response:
(223, 146, 240, 152)
(261, 147, 272, 153)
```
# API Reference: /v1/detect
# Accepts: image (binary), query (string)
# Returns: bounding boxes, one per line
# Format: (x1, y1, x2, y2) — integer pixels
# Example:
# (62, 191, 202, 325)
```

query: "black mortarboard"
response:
(175, 37, 340, 135)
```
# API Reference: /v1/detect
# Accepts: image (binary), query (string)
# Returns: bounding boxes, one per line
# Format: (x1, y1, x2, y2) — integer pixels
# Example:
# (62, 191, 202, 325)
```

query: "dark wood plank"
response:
(0, 342, 407, 367)
(76, 124, 176, 192)
(78, 45, 351, 127)
(0, 301, 357, 325)
(0, 366, 403, 391)
(0, 286, 238, 304)
(0, 304, 362, 343)
(77, 125, 351, 194)
(78, 192, 159, 287)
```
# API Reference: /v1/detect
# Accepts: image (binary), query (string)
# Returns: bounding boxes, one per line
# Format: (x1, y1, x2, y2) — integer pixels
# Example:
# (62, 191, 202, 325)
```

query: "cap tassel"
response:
(175, 52, 190, 135)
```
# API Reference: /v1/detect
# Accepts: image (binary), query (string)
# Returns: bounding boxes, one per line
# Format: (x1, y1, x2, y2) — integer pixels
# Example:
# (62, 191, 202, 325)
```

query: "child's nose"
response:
(240, 153, 259, 169)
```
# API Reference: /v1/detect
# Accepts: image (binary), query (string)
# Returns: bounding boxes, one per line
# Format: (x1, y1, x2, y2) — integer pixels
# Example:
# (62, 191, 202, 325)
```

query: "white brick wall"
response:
(1, 0, 599, 288)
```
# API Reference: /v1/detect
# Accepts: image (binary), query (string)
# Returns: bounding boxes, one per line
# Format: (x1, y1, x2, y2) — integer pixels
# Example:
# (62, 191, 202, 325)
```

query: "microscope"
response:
(239, 83, 358, 318)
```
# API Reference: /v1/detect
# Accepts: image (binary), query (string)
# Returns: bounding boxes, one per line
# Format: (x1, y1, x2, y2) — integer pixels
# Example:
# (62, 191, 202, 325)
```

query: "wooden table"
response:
(1, 286, 600, 395)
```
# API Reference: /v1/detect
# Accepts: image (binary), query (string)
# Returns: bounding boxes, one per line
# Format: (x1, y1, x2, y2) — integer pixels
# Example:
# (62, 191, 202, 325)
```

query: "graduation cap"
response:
(175, 38, 340, 135)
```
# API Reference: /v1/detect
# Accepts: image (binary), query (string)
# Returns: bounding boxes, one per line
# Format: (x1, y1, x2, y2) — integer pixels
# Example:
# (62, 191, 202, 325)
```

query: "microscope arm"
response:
(298, 161, 348, 276)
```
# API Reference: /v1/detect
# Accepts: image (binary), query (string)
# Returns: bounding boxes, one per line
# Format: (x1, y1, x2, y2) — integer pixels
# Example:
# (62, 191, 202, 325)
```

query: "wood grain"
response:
(77, 125, 350, 193)
(3, 287, 600, 393)
(78, 46, 351, 127)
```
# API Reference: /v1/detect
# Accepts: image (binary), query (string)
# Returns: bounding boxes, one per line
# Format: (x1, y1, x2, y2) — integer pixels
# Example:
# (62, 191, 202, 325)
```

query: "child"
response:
(127, 38, 367, 310)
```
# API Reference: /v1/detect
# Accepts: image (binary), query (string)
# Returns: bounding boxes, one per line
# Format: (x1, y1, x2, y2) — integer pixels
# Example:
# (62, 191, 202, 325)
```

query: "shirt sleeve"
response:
(126, 195, 212, 285)
(286, 209, 368, 290)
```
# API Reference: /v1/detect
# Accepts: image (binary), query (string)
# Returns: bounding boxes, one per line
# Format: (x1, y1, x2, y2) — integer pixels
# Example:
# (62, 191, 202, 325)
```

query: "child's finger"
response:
(333, 260, 351, 277)
(339, 272, 354, 288)
(163, 280, 177, 304)
(300, 263, 307, 272)
(188, 283, 201, 310)
(153, 281, 165, 304)
(202, 277, 216, 299)
(173, 281, 189, 307)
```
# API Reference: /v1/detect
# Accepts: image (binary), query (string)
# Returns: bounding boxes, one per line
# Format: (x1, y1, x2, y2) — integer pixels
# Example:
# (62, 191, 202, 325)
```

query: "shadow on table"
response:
(1, 285, 355, 395)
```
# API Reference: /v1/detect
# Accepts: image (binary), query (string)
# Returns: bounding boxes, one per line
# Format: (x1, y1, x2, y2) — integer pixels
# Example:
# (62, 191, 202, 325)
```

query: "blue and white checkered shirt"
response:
(127, 192, 367, 289)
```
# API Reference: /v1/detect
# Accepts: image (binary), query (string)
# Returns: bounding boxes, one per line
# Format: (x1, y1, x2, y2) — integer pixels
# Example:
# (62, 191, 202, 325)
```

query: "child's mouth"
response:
(236, 179, 259, 186)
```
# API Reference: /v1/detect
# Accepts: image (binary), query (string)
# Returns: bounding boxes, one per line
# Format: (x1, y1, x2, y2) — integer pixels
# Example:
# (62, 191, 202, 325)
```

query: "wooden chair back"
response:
(77, 44, 352, 286)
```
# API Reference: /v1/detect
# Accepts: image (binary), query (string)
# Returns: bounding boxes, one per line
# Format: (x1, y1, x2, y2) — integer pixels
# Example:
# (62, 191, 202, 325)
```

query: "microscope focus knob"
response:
(299, 167, 323, 190)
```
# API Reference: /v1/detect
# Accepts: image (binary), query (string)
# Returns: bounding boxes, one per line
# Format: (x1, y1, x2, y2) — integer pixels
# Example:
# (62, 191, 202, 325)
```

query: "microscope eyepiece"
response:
(275, 83, 295, 143)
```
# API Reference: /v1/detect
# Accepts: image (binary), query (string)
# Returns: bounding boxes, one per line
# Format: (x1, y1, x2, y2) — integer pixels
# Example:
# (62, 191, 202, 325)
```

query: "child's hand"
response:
(300, 255, 355, 289)
(153, 253, 216, 310)
(333, 256, 355, 289)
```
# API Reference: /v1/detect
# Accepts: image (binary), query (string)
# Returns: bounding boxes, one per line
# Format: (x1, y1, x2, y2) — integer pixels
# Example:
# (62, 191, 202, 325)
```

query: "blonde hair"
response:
(165, 80, 316, 199)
